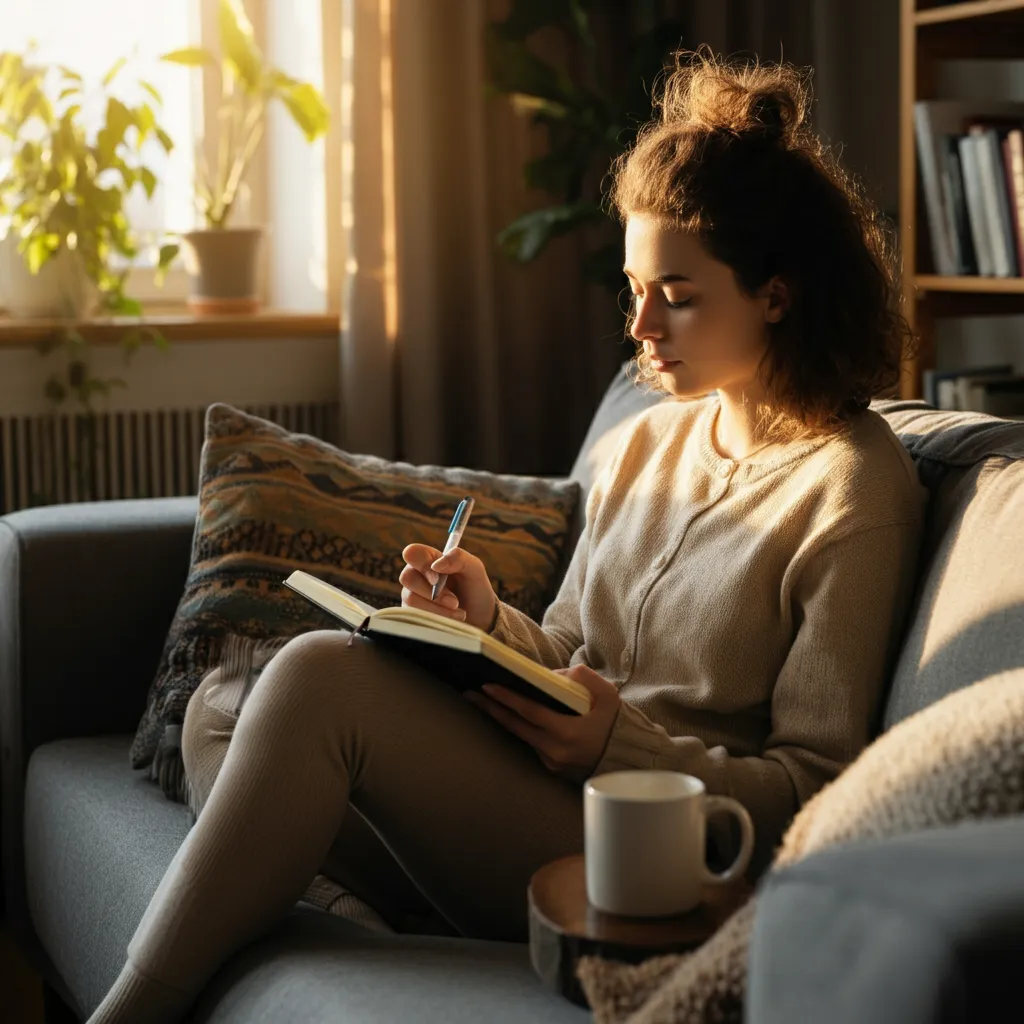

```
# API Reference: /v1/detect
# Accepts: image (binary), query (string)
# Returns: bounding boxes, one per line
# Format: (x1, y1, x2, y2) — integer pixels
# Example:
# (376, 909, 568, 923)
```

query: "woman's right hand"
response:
(400, 543, 499, 632)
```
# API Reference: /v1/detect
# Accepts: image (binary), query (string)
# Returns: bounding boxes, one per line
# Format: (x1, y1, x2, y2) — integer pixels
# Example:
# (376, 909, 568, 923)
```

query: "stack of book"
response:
(922, 363, 1024, 417)
(914, 101, 1024, 277)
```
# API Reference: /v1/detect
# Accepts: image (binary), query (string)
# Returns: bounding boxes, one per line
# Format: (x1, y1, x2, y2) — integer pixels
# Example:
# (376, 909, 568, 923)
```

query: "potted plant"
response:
(162, 0, 330, 313)
(0, 49, 179, 504)
(0, 50, 179, 318)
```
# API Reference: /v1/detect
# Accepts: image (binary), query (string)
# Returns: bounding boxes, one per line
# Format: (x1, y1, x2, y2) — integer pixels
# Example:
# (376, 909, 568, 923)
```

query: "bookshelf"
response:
(899, 0, 1024, 398)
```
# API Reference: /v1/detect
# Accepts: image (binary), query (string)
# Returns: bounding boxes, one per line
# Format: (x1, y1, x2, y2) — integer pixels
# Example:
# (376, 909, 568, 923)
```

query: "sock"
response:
(86, 961, 193, 1024)
(302, 873, 394, 933)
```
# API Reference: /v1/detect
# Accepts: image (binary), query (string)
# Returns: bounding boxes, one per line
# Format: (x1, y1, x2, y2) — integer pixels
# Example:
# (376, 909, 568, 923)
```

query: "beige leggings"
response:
(126, 629, 584, 1006)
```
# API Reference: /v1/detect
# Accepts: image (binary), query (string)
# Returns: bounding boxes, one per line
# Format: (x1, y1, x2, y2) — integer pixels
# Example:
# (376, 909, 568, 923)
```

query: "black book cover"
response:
(942, 133, 978, 275)
(359, 627, 582, 715)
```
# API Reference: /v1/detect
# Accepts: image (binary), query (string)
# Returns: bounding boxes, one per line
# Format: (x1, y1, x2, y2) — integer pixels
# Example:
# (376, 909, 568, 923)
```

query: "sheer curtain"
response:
(336, 0, 624, 473)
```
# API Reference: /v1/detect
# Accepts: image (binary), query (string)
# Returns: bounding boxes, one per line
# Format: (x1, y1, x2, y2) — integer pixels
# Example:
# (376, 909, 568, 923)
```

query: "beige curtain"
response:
(337, 0, 624, 474)
(337, 0, 888, 473)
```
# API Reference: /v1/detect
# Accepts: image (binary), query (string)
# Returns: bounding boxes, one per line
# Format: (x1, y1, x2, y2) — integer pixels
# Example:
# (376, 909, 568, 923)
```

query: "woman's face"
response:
(624, 213, 784, 400)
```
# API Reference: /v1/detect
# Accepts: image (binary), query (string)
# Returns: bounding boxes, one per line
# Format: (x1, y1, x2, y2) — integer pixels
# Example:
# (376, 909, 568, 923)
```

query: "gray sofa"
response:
(3, 366, 1024, 1023)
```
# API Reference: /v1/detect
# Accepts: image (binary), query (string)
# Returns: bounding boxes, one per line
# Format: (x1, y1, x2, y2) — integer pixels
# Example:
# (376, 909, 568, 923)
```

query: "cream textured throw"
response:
(576, 669, 1024, 1023)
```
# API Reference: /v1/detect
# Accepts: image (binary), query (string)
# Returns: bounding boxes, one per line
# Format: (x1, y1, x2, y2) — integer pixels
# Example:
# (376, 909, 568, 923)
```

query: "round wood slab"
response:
(528, 854, 752, 1007)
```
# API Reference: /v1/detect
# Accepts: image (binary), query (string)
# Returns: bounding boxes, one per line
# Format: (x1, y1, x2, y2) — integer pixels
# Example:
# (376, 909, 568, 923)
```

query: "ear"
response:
(760, 276, 791, 324)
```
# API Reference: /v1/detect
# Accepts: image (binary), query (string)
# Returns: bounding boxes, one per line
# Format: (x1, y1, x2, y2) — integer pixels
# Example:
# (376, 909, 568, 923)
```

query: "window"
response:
(0, 0, 201, 297)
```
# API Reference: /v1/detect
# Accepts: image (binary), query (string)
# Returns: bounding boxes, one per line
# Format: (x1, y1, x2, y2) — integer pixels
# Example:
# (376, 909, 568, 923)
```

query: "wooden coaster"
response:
(528, 854, 751, 1007)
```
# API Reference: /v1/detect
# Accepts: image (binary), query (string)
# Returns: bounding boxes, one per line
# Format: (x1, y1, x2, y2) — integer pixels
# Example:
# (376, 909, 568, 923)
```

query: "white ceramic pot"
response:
(0, 232, 94, 319)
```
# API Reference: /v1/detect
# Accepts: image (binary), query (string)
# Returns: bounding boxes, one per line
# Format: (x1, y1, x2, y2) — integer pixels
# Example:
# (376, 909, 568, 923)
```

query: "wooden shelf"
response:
(916, 0, 1024, 27)
(898, 0, 1024, 398)
(915, 274, 1024, 293)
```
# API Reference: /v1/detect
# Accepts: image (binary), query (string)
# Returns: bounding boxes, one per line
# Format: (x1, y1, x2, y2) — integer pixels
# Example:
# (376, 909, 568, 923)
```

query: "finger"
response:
(401, 589, 466, 620)
(398, 565, 460, 607)
(402, 543, 444, 583)
(480, 684, 573, 732)
(431, 546, 471, 574)
(465, 691, 555, 754)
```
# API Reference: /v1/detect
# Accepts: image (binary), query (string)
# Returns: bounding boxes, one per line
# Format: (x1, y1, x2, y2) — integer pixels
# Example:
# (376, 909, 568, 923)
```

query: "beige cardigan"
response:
(491, 394, 926, 867)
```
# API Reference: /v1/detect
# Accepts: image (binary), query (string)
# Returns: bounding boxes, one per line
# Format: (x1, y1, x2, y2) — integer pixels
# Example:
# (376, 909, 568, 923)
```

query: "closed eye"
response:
(666, 298, 692, 309)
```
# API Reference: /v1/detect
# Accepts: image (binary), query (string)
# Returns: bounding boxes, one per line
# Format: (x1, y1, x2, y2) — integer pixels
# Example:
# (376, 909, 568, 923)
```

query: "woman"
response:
(89, 51, 925, 1023)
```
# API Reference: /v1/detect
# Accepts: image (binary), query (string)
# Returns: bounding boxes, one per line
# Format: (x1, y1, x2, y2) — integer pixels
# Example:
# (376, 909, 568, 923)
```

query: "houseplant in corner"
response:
(0, 49, 179, 318)
(0, 49, 180, 503)
(162, 0, 330, 313)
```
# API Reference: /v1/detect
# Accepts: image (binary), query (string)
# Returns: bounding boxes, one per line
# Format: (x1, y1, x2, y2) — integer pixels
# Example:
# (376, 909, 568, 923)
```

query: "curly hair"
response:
(609, 47, 912, 440)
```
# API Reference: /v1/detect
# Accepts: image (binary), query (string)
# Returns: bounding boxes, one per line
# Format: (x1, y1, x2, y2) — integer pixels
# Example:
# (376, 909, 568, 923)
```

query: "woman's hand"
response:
(401, 543, 499, 632)
(465, 665, 622, 774)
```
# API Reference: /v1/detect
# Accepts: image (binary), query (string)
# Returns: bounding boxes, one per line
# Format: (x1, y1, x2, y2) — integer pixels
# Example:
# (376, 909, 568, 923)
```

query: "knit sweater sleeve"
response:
(595, 520, 922, 870)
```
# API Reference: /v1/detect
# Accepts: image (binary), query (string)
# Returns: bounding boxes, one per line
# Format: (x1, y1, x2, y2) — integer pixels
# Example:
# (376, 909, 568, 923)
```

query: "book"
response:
(969, 125, 1018, 277)
(914, 102, 957, 275)
(922, 363, 1014, 409)
(1006, 130, 1024, 274)
(282, 569, 592, 715)
(958, 134, 995, 277)
(941, 135, 977, 275)
(915, 102, 1024, 276)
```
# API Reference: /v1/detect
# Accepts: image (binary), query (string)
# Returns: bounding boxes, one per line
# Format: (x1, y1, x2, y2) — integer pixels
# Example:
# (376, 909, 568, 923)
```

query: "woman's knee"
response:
(246, 629, 360, 715)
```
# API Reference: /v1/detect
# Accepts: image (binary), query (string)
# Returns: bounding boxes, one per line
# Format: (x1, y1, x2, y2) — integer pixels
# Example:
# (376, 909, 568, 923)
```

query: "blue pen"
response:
(431, 496, 475, 601)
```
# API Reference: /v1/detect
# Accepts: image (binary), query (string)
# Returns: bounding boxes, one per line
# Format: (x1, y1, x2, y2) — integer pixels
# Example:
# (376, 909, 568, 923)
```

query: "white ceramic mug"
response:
(584, 770, 755, 917)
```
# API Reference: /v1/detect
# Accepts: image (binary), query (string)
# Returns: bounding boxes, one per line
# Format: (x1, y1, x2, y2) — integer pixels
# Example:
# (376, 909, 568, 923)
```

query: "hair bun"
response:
(658, 47, 809, 150)
(750, 92, 792, 145)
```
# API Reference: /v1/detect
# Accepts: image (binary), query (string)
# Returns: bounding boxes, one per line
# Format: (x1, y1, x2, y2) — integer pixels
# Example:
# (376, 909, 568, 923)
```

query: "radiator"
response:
(0, 401, 340, 514)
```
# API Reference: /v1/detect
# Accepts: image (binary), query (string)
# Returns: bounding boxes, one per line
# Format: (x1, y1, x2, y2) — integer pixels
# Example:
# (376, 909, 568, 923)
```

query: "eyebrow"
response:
(622, 269, 692, 284)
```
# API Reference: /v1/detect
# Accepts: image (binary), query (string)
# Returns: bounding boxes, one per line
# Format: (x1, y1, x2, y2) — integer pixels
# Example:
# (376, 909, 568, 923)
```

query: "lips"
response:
(650, 358, 680, 371)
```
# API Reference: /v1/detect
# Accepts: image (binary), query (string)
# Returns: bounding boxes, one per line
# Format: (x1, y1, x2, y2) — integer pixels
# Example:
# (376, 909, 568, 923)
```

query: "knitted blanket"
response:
(576, 669, 1024, 1023)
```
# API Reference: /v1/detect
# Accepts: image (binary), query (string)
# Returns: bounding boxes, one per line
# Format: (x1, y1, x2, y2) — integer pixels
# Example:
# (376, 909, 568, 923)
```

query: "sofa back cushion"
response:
(567, 366, 666, 545)
(872, 401, 1024, 729)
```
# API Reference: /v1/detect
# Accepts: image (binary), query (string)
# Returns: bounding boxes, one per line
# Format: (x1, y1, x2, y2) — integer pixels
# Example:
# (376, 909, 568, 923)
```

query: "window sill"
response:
(0, 308, 340, 347)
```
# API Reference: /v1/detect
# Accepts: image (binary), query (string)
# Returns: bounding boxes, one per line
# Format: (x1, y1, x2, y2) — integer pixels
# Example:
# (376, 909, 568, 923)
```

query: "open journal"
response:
(283, 570, 591, 715)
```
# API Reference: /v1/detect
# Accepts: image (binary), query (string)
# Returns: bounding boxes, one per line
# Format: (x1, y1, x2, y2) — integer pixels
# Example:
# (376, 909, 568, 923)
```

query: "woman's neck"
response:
(711, 388, 775, 461)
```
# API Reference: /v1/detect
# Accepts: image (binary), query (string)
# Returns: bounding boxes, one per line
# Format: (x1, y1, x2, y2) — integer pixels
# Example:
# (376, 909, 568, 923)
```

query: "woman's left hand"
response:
(465, 665, 621, 774)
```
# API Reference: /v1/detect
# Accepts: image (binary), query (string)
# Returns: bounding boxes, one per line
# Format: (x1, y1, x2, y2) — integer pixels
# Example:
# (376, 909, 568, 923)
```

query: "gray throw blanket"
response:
(577, 668, 1024, 1022)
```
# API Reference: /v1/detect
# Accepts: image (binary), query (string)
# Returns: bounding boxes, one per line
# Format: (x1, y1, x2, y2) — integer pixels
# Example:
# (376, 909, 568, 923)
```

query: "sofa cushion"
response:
(25, 736, 587, 1023)
(131, 403, 580, 784)
(872, 401, 1024, 728)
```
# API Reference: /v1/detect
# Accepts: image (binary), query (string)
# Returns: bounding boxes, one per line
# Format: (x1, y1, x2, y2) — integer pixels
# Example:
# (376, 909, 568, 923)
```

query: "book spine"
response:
(1008, 130, 1024, 276)
(958, 134, 995, 277)
(914, 103, 955, 275)
(942, 135, 976, 274)
(975, 128, 1013, 277)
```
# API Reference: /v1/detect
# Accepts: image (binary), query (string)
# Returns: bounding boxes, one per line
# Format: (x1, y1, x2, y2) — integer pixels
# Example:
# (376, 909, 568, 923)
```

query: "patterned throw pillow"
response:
(131, 403, 581, 788)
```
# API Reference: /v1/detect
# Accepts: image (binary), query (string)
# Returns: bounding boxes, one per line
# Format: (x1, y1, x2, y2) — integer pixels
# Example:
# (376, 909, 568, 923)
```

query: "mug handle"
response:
(700, 796, 755, 885)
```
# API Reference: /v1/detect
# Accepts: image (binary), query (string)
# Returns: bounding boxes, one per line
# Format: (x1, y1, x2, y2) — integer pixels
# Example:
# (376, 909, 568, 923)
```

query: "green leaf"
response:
(275, 79, 330, 141)
(102, 57, 127, 88)
(108, 294, 142, 316)
(139, 80, 162, 104)
(219, 0, 263, 94)
(58, 85, 79, 102)
(496, 202, 605, 262)
(24, 234, 57, 274)
(155, 126, 174, 153)
(160, 47, 216, 68)
(58, 65, 83, 82)
(139, 166, 157, 198)
(133, 103, 156, 140)
(155, 242, 179, 284)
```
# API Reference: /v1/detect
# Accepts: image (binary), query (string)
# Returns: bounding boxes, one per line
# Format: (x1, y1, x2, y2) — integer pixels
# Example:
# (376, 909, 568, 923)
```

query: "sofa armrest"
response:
(748, 816, 1024, 1024)
(1, 497, 196, 926)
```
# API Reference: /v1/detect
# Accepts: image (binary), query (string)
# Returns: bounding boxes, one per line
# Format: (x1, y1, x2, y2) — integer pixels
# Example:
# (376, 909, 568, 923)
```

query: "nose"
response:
(629, 295, 664, 344)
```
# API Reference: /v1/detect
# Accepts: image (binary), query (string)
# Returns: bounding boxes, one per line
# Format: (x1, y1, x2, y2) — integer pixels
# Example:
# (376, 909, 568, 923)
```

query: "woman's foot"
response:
(302, 874, 394, 933)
